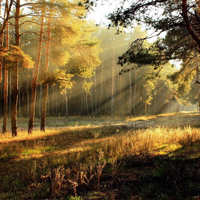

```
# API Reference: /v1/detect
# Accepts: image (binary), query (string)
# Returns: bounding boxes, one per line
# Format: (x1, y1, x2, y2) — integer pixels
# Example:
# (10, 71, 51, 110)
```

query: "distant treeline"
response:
(0, 63, 195, 119)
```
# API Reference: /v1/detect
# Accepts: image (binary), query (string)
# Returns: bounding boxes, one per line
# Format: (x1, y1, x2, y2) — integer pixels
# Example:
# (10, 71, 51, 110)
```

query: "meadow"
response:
(0, 112, 200, 199)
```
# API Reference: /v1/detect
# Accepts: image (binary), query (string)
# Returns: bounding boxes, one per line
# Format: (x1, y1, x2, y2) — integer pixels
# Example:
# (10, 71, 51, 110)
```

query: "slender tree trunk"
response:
(197, 66, 200, 111)
(26, 71, 29, 117)
(133, 68, 136, 117)
(94, 72, 97, 117)
(85, 93, 89, 118)
(28, 14, 44, 134)
(41, 18, 50, 131)
(84, 78, 89, 118)
(8, 74, 11, 118)
(47, 86, 49, 117)
(54, 84, 58, 117)
(98, 63, 103, 116)
(0, 0, 14, 84)
(41, 83, 48, 131)
(11, 0, 20, 137)
(90, 77, 93, 117)
(0, 0, 5, 83)
(119, 69, 122, 117)
(138, 83, 141, 116)
(69, 90, 72, 116)
(52, 86, 54, 116)
(129, 70, 132, 118)
(18, 84, 21, 117)
(0, 0, 6, 120)
(65, 89, 69, 118)
(3, 5, 9, 133)
(111, 49, 115, 117)
(80, 88, 83, 116)
(145, 102, 147, 114)
(38, 84, 41, 118)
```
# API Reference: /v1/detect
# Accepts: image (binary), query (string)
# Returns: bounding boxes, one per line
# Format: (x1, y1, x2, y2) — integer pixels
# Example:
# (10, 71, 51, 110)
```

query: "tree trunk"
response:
(8, 74, 11, 118)
(26, 71, 29, 117)
(0, 0, 6, 83)
(18, 84, 21, 117)
(3, 5, 9, 133)
(111, 49, 115, 117)
(119, 68, 122, 117)
(41, 18, 50, 131)
(28, 14, 44, 134)
(90, 77, 93, 117)
(133, 68, 136, 117)
(55, 85, 58, 116)
(94, 72, 98, 117)
(41, 84, 48, 131)
(98, 63, 103, 116)
(65, 89, 69, 118)
(129, 70, 132, 118)
(11, 0, 20, 137)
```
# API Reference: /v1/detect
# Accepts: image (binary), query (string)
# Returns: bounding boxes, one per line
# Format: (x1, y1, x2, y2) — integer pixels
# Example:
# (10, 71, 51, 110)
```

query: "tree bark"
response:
(182, 0, 200, 48)
(40, 18, 50, 131)
(129, 70, 132, 118)
(11, 0, 20, 137)
(65, 89, 69, 118)
(98, 63, 103, 116)
(94, 72, 98, 117)
(111, 48, 115, 117)
(0, 0, 13, 84)
(28, 14, 44, 134)
(3, 9, 9, 133)
(133, 68, 136, 117)
(90, 77, 93, 117)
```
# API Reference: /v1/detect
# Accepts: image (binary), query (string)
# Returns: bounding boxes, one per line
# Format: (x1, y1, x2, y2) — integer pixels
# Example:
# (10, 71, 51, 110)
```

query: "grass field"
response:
(0, 112, 200, 199)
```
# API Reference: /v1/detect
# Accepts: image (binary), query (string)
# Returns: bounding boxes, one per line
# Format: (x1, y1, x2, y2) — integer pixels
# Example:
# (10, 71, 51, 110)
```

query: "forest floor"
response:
(0, 112, 200, 199)
(1, 111, 200, 130)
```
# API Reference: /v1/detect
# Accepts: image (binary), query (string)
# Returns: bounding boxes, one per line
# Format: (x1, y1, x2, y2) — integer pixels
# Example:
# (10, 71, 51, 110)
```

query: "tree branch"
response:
(182, 0, 200, 48)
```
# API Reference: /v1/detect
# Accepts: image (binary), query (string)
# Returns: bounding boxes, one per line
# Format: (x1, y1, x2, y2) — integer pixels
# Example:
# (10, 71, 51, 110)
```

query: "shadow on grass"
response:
(101, 138, 200, 200)
(102, 154, 200, 199)
(0, 127, 200, 199)
(0, 125, 133, 198)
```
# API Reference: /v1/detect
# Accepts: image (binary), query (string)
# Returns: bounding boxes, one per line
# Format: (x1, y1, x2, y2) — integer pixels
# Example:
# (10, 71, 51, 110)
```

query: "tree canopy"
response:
(87, 0, 200, 69)
(86, 0, 200, 105)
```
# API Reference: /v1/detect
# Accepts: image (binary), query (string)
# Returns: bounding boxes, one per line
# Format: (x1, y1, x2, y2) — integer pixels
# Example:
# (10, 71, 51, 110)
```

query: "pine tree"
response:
(28, 12, 44, 134)
(3, 1, 9, 133)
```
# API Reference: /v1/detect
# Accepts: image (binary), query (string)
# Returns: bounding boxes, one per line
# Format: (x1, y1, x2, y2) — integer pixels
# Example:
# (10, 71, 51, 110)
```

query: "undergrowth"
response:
(0, 118, 200, 199)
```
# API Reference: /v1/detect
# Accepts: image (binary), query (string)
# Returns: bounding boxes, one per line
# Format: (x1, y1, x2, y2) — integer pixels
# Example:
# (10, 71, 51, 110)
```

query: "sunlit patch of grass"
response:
(126, 112, 200, 127)
(84, 191, 108, 199)
(96, 126, 200, 160)
(1, 125, 200, 163)
(151, 143, 183, 156)
(126, 115, 157, 122)
(0, 129, 63, 143)
(157, 112, 178, 117)
(1, 116, 200, 199)
(22, 146, 60, 156)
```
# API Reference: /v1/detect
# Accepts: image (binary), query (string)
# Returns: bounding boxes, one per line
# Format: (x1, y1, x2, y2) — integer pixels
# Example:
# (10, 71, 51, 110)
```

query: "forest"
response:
(1, 0, 200, 199)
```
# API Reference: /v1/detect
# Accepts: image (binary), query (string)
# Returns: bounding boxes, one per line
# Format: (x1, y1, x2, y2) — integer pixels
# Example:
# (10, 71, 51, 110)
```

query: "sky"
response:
(87, 1, 160, 42)
(87, 2, 182, 70)
(87, 1, 120, 25)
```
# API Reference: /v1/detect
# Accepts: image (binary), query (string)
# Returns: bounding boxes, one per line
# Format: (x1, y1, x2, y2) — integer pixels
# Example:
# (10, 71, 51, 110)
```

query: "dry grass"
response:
(1, 125, 199, 162)
(1, 122, 200, 164)
(0, 114, 200, 199)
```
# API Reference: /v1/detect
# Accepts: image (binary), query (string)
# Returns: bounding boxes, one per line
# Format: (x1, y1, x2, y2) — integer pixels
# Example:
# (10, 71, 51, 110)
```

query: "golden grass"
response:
(1, 120, 200, 199)
(0, 129, 63, 143)
(127, 111, 199, 119)
(126, 115, 157, 122)
(1, 124, 200, 164)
